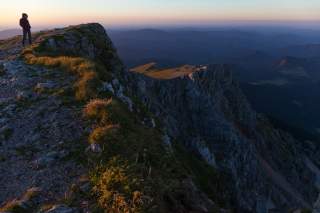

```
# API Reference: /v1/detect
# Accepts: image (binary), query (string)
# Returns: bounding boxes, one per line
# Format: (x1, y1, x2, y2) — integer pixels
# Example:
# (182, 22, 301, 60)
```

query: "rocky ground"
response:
(0, 53, 86, 207)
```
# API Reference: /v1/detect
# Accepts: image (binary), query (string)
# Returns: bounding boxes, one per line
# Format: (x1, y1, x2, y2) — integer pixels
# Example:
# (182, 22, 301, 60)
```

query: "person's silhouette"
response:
(19, 13, 32, 46)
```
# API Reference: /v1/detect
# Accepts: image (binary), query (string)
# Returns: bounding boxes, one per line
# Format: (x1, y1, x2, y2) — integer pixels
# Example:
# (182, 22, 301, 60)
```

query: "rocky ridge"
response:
(0, 43, 85, 205)
(0, 23, 320, 213)
(129, 63, 320, 212)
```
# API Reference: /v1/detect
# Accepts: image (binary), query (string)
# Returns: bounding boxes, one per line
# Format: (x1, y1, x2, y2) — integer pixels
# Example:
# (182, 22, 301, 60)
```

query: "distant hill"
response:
(109, 28, 320, 67)
(0, 29, 20, 39)
(108, 28, 320, 135)
(279, 44, 320, 58)
(240, 55, 320, 134)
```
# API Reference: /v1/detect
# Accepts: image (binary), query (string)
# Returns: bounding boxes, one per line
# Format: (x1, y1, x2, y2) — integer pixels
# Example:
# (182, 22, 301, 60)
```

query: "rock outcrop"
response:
(128, 64, 320, 212)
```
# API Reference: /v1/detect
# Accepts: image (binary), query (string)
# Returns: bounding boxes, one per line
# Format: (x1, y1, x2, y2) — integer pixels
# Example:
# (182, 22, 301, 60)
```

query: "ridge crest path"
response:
(0, 45, 86, 205)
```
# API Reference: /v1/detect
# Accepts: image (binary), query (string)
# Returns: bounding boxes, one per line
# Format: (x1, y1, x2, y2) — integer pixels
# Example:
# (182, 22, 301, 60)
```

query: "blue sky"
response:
(1, 0, 320, 29)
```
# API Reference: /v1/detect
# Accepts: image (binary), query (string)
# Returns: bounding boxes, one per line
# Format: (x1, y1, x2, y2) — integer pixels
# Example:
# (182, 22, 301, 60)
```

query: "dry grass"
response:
(22, 50, 106, 101)
(83, 99, 112, 121)
(16, 28, 226, 211)
(93, 157, 148, 212)
(84, 98, 131, 126)
(74, 71, 100, 100)
(86, 96, 184, 212)
(131, 63, 198, 80)
(89, 125, 120, 144)
(130, 62, 157, 74)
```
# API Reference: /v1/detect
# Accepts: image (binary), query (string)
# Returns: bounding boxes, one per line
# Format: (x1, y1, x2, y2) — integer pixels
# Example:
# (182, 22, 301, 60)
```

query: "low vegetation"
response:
(84, 96, 190, 211)
(130, 63, 199, 80)
(92, 157, 149, 212)
(16, 28, 231, 212)
(22, 49, 109, 101)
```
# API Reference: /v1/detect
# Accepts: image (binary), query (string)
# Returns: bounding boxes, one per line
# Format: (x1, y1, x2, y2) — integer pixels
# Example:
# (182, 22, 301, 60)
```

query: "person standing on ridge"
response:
(19, 13, 32, 46)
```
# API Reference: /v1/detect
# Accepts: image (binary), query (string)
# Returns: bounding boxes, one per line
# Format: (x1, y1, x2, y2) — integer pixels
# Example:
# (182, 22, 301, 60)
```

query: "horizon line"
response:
(1, 20, 320, 31)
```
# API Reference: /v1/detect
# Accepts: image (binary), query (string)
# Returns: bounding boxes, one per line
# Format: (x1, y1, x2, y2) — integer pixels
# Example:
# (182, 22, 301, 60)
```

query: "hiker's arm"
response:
(27, 20, 31, 29)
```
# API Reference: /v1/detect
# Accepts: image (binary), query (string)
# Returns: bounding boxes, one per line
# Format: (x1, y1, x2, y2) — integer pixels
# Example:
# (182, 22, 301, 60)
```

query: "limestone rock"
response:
(86, 143, 102, 153)
(101, 82, 114, 94)
(35, 82, 56, 92)
(127, 64, 319, 211)
(43, 204, 78, 213)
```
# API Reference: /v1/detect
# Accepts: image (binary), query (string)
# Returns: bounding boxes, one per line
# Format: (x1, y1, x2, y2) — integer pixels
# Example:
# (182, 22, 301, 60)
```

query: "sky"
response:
(1, 0, 320, 29)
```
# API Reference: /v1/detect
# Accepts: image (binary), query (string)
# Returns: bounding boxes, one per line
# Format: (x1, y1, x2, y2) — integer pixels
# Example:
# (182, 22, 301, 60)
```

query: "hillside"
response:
(0, 29, 20, 40)
(130, 63, 208, 80)
(0, 23, 320, 213)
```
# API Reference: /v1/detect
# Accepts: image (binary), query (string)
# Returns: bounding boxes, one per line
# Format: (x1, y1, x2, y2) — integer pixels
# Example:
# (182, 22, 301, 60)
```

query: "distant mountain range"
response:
(0, 29, 20, 39)
(279, 44, 320, 58)
(238, 54, 320, 136)
(109, 28, 320, 66)
(109, 28, 320, 136)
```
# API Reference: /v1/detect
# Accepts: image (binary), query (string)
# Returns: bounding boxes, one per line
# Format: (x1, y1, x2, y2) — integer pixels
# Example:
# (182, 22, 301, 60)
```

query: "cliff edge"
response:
(0, 23, 319, 213)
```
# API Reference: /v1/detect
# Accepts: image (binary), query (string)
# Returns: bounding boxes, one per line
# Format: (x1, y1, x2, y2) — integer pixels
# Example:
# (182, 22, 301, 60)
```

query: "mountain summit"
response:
(0, 23, 320, 213)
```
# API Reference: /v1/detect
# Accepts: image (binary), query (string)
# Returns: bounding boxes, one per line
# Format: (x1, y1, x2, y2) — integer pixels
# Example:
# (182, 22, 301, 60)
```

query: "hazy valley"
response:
(108, 27, 320, 138)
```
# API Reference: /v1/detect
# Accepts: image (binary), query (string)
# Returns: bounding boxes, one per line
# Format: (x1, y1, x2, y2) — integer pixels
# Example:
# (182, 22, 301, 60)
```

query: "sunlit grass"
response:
(92, 157, 148, 212)
(89, 125, 120, 145)
(16, 27, 229, 212)
(131, 63, 198, 80)
(22, 49, 108, 101)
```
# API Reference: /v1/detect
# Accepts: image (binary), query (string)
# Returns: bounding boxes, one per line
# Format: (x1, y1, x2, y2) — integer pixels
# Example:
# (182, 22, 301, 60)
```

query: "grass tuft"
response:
(22, 49, 109, 101)
(92, 157, 149, 212)
(89, 125, 120, 145)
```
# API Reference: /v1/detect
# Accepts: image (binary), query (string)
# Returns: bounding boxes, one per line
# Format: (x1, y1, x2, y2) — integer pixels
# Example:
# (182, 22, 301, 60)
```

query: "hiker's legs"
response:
(22, 29, 27, 46)
(27, 30, 32, 45)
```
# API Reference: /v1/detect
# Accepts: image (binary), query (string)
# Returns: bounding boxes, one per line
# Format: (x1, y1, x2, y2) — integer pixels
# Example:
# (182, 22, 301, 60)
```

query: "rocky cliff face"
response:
(0, 23, 320, 213)
(0, 24, 219, 213)
(128, 64, 320, 212)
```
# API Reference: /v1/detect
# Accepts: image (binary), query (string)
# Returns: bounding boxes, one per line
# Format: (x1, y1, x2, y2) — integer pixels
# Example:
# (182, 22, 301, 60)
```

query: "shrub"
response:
(84, 98, 132, 126)
(74, 71, 100, 101)
(83, 99, 112, 123)
(89, 125, 120, 145)
(93, 157, 148, 212)
(22, 50, 105, 101)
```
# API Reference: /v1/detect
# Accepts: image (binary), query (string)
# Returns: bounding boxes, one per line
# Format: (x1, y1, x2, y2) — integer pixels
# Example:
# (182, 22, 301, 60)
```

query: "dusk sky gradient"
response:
(1, 0, 320, 29)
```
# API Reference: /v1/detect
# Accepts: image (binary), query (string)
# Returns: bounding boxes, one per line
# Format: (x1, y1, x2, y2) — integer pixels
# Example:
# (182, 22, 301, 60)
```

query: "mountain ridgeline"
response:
(0, 23, 320, 213)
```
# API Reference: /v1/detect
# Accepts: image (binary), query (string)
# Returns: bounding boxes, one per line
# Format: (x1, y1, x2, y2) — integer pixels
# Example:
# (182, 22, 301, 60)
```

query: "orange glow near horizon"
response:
(1, 0, 320, 29)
